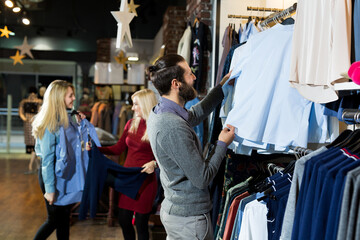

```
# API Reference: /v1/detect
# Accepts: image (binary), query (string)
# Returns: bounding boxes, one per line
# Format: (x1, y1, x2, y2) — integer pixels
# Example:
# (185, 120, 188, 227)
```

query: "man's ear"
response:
(171, 79, 181, 89)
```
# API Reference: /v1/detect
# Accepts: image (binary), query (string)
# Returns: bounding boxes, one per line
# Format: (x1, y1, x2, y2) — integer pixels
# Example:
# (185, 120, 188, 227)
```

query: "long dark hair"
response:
(147, 54, 185, 95)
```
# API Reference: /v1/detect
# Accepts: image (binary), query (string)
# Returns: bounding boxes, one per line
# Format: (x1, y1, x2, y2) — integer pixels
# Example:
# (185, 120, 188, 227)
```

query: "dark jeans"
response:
(34, 169, 72, 240)
(118, 208, 150, 240)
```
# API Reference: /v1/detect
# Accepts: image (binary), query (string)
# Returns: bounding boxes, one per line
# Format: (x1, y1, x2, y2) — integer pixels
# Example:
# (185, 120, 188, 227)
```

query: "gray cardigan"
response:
(147, 85, 227, 216)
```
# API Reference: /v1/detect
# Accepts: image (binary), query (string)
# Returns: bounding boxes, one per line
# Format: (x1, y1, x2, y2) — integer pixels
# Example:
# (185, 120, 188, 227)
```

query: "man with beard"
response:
(147, 54, 235, 240)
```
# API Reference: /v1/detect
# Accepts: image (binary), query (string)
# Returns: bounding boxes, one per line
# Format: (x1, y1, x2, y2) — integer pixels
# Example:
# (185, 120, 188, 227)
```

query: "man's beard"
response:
(179, 81, 197, 102)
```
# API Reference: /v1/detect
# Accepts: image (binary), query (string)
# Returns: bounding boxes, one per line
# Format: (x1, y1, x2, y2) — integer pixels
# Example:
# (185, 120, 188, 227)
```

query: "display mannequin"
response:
(18, 87, 42, 174)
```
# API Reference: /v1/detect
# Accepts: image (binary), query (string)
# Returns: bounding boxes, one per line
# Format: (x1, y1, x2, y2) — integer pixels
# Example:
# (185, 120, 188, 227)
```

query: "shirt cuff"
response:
(216, 140, 227, 149)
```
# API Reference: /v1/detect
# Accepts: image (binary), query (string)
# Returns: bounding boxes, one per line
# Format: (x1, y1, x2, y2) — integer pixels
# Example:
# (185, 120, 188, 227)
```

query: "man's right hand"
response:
(218, 124, 235, 146)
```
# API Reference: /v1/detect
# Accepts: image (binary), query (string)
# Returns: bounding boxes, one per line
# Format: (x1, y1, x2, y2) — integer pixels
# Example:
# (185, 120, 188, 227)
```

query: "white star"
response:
(111, 0, 135, 49)
(15, 36, 35, 59)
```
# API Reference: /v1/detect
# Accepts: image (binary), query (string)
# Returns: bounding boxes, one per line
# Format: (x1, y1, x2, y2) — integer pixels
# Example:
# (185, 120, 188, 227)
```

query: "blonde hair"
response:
(32, 80, 75, 139)
(129, 89, 157, 141)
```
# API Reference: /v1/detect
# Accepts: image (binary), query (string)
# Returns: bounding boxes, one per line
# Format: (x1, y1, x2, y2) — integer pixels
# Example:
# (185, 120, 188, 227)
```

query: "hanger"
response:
(247, 16, 252, 24)
(335, 129, 360, 148)
(326, 129, 353, 148)
(281, 8, 295, 26)
(193, 17, 200, 28)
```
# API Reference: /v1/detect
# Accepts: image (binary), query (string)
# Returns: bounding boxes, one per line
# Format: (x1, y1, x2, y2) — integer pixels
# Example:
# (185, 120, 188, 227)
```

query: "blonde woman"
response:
(32, 80, 94, 240)
(98, 89, 158, 240)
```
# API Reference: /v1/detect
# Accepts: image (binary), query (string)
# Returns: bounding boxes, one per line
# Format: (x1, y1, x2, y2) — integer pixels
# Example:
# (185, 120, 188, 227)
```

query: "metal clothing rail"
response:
(290, 146, 314, 158)
(247, 6, 284, 12)
(342, 109, 360, 124)
(227, 14, 253, 19)
(228, 6, 284, 19)
(260, 3, 297, 28)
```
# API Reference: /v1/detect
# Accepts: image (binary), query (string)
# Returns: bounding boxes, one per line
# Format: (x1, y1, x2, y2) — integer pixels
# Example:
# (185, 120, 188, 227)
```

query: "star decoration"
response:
(111, 0, 135, 49)
(114, 50, 128, 71)
(15, 36, 35, 59)
(10, 50, 26, 65)
(0, 26, 13, 38)
(128, 0, 140, 17)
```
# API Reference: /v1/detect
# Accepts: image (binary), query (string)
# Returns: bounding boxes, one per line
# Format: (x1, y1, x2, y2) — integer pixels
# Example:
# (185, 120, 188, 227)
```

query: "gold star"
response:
(128, 0, 140, 17)
(10, 50, 26, 65)
(114, 50, 128, 71)
(0, 26, 13, 38)
(111, 0, 135, 48)
(15, 36, 35, 59)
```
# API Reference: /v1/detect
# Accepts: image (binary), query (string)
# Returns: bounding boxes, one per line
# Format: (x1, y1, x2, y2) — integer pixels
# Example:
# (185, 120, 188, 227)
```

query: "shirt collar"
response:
(154, 97, 189, 121)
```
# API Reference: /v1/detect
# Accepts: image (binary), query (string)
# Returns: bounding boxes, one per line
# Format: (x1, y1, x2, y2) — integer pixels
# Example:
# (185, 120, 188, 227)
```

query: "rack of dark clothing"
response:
(260, 3, 297, 28)
(213, 127, 360, 240)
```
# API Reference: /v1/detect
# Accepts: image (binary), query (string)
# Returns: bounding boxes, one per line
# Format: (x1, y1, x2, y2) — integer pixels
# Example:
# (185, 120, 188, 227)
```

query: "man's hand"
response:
(218, 124, 235, 146)
(219, 70, 233, 86)
(141, 160, 156, 174)
(44, 192, 55, 205)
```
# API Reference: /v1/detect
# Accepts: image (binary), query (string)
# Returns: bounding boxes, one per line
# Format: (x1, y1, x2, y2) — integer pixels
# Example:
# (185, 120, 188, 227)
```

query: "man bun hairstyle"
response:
(146, 54, 186, 96)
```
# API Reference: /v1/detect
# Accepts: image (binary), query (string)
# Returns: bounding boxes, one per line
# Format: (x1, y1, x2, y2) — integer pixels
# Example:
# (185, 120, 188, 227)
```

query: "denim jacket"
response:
(35, 117, 100, 205)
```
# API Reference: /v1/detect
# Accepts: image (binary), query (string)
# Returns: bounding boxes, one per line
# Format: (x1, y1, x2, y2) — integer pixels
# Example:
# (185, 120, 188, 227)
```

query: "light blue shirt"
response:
(35, 116, 100, 206)
(239, 21, 258, 44)
(223, 24, 330, 155)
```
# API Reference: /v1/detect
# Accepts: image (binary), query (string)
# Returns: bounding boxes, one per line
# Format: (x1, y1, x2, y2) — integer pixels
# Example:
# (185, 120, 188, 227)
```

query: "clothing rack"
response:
(342, 109, 360, 124)
(227, 14, 254, 19)
(260, 3, 297, 28)
(228, 6, 285, 20)
(247, 6, 284, 12)
(290, 146, 314, 157)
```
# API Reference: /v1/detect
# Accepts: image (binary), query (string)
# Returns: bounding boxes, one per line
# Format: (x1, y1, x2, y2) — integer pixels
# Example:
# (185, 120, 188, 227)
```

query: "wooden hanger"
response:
(193, 17, 200, 28)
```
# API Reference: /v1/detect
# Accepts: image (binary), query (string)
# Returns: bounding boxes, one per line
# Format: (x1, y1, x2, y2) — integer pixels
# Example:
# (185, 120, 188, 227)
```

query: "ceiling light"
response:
(22, 17, 30, 25)
(128, 56, 139, 61)
(13, 7, 21, 13)
(126, 52, 139, 62)
(5, 0, 14, 8)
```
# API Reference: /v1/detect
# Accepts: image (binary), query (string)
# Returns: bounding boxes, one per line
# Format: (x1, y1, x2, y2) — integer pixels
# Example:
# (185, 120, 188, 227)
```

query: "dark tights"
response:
(34, 169, 72, 240)
(118, 208, 150, 240)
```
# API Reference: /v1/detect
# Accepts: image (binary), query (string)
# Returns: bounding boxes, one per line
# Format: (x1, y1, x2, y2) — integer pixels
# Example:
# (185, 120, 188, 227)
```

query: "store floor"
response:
(0, 155, 166, 240)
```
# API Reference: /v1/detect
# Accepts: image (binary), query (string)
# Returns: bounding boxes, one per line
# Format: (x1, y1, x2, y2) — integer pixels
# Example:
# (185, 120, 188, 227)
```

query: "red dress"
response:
(98, 118, 157, 214)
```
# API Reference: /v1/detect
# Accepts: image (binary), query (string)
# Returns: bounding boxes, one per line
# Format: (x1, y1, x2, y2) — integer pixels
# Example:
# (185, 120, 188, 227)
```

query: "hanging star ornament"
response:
(128, 0, 140, 17)
(15, 36, 35, 59)
(111, 0, 135, 49)
(0, 26, 13, 38)
(114, 50, 128, 71)
(10, 50, 26, 65)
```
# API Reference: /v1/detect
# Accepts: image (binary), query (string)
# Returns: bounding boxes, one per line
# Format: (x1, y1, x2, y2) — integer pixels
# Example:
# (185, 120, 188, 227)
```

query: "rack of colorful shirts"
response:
(213, 122, 360, 240)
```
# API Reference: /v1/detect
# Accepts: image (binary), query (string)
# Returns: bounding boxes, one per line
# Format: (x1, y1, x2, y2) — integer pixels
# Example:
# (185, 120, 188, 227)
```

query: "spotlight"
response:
(13, 7, 21, 13)
(5, 0, 14, 8)
(22, 12, 30, 25)
(22, 17, 30, 25)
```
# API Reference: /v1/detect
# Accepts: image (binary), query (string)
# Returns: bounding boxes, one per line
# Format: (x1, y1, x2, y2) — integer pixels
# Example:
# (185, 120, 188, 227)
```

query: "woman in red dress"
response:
(98, 89, 158, 240)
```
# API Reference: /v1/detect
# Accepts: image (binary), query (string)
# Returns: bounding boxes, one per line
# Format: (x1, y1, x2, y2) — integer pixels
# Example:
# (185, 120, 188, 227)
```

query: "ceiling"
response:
(0, 0, 186, 54)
